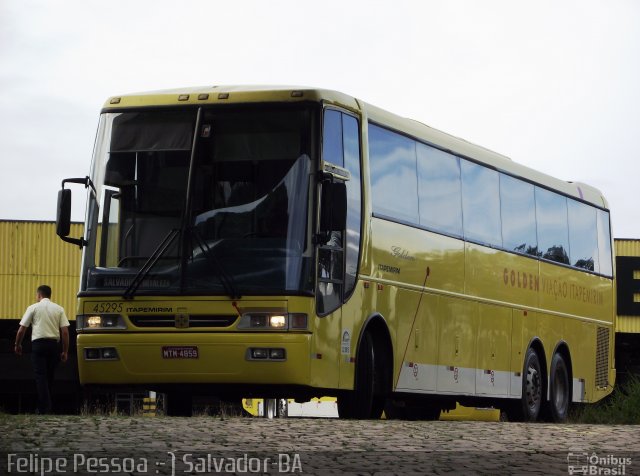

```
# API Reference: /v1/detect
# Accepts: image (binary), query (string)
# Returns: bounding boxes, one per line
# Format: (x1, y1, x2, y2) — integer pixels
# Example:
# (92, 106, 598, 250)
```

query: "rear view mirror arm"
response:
(62, 176, 96, 196)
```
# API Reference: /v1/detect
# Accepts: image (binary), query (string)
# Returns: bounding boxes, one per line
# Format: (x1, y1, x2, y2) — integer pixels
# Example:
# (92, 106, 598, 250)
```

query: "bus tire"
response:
(548, 352, 570, 422)
(506, 347, 543, 422)
(165, 392, 193, 417)
(338, 331, 383, 419)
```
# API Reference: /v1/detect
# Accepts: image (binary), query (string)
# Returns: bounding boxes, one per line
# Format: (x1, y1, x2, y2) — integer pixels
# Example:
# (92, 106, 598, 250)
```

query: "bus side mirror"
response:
(56, 189, 72, 237)
(56, 177, 91, 248)
(320, 181, 347, 234)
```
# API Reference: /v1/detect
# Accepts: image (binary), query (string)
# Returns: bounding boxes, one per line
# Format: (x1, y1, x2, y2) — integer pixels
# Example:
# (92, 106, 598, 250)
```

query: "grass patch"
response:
(572, 376, 640, 424)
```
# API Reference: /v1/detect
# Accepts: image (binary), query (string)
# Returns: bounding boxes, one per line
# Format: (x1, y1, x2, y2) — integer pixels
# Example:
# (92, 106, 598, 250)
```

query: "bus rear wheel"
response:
(548, 352, 570, 422)
(505, 347, 543, 422)
(337, 331, 386, 419)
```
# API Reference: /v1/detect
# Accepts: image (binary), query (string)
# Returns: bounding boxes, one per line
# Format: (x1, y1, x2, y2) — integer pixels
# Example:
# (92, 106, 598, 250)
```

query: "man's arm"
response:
(14, 325, 27, 356)
(60, 326, 69, 363)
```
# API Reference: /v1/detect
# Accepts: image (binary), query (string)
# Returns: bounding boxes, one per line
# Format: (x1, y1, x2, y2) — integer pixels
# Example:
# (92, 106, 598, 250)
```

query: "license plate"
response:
(162, 346, 199, 359)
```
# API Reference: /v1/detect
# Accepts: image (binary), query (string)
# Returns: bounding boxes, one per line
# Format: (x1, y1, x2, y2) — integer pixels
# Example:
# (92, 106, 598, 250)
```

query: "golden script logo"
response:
(503, 268, 604, 305)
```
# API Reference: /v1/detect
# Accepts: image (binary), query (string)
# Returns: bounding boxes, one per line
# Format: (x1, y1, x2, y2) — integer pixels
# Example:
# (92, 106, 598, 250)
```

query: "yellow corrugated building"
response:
(0, 220, 83, 320)
(0, 220, 83, 413)
(614, 239, 640, 382)
(614, 239, 640, 334)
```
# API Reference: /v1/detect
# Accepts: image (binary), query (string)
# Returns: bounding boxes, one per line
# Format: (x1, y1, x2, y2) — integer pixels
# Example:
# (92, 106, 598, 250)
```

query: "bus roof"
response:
(103, 85, 608, 209)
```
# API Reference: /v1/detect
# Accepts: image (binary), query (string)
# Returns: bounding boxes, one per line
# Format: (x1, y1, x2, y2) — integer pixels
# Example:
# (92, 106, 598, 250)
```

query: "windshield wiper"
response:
(123, 228, 180, 299)
(189, 227, 241, 299)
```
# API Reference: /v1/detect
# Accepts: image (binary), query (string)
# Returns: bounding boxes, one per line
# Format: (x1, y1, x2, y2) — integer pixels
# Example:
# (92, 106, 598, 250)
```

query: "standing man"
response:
(14, 285, 70, 414)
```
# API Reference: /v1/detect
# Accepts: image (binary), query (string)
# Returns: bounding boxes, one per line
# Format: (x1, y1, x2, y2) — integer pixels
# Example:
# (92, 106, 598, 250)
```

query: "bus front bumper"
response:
(77, 332, 311, 386)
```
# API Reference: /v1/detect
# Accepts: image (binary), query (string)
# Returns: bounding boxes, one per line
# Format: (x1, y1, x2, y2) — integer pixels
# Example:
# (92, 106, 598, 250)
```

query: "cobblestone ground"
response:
(1, 415, 639, 475)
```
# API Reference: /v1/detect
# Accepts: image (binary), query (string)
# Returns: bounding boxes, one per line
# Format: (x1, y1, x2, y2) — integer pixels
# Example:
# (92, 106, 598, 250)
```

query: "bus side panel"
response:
(537, 261, 614, 403)
(436, 296, 476, 394)
(509, 309, 525, 397)
(465, 243, 539, 310)
(538, 262, 614, 324)
(337, 283, 370, 390)
(369, 218, 466, 292)
(475, 304, 511, 396)
(368, 217, 465, 392)
(394, 291, 439, 393)
(310, 308, 341, 390)
(561, 317, 593, 403)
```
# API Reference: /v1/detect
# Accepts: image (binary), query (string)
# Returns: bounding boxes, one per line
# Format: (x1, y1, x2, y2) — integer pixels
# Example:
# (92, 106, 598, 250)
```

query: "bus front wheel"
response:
(548, 352, 570, 422)
(337, 331, 386, 419)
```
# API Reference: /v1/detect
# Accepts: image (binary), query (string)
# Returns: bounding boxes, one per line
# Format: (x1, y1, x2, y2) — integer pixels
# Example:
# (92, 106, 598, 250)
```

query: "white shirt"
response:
(19, 298, 70, 341)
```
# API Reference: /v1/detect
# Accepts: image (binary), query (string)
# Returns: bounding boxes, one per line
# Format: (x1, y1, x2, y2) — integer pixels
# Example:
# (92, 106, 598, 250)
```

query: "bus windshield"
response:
(82, 106, 315, 296)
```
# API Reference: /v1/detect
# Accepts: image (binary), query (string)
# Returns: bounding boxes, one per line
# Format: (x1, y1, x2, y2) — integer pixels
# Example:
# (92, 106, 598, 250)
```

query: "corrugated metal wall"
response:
(0, 221, 83, 320)
(614, 238, 640, 333)
(615, 239, 640, 258)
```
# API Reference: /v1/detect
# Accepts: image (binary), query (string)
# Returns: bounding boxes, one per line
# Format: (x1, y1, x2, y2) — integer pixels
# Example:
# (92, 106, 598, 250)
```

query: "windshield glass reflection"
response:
(82, 107, 314, 296)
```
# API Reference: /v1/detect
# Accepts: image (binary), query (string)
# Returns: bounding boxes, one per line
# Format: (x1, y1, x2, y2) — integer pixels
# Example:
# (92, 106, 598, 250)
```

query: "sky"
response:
(1, 0, 638, 237)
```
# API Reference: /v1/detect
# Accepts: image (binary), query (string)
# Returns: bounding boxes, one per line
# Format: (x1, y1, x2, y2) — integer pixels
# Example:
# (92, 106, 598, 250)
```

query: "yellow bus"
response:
(56, 86, 615, 421)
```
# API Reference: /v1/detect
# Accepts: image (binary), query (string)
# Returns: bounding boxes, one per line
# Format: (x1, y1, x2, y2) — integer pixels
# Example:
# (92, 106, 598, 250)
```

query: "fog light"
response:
(251, 348, 268, 359)
(269, 315, 286, 329)
(101, 348, 118, 360)
(269, 348, 285, 360)
(85, 348, 100, 360)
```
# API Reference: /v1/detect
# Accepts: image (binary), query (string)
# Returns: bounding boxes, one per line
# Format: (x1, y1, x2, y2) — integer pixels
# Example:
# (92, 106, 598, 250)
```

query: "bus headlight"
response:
(86, 316, 102, 328)
(269, 315, 286, 328)
(77, 314, 127, 331)
(237, 313, 307, 331)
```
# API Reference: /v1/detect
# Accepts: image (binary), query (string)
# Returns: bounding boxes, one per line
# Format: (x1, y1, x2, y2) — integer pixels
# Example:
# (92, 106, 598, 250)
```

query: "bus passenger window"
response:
(500, 174, 538, 256)
(597, 210, 613, 276)
(369, 124, 419, 225)
(568, 199, 598, 271)
(535, 187, 570, 265)
(461, 160, 502, 247)
(416, 143, 463, 237)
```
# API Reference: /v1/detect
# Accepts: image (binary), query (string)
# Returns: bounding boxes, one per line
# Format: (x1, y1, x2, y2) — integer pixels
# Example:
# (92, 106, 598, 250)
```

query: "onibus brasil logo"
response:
(567, 451, 631, 475)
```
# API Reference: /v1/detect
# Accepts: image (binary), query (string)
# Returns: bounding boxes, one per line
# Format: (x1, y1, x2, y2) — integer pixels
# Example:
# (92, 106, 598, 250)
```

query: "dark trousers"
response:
(31, 339, 59, 414)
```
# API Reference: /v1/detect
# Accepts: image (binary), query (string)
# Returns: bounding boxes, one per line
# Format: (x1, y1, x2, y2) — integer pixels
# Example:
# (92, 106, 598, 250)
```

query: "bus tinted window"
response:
(416, 143, 463, 237)
(500, 174, 538, 256)
(597, 210, 613, 276)
(461, 160, 502, 247)
(535, 187, 570, 265)
(343, 114, 362, 298)
(369, 124, 419, 224)
(568, 199, 598, 271)
(323, 110, 343, 167)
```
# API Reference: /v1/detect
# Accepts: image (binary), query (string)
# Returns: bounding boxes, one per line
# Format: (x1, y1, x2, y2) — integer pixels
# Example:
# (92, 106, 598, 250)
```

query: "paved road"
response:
(1, 415, 639, 475)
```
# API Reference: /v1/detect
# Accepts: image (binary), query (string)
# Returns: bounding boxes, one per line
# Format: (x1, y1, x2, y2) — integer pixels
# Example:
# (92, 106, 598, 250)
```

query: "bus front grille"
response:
(595, 326, 610, 388)
(129, 315, 238, 328)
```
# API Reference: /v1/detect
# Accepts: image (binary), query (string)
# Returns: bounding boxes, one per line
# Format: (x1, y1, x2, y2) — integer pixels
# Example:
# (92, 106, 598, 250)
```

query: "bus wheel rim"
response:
(525, 364, 541, 410)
